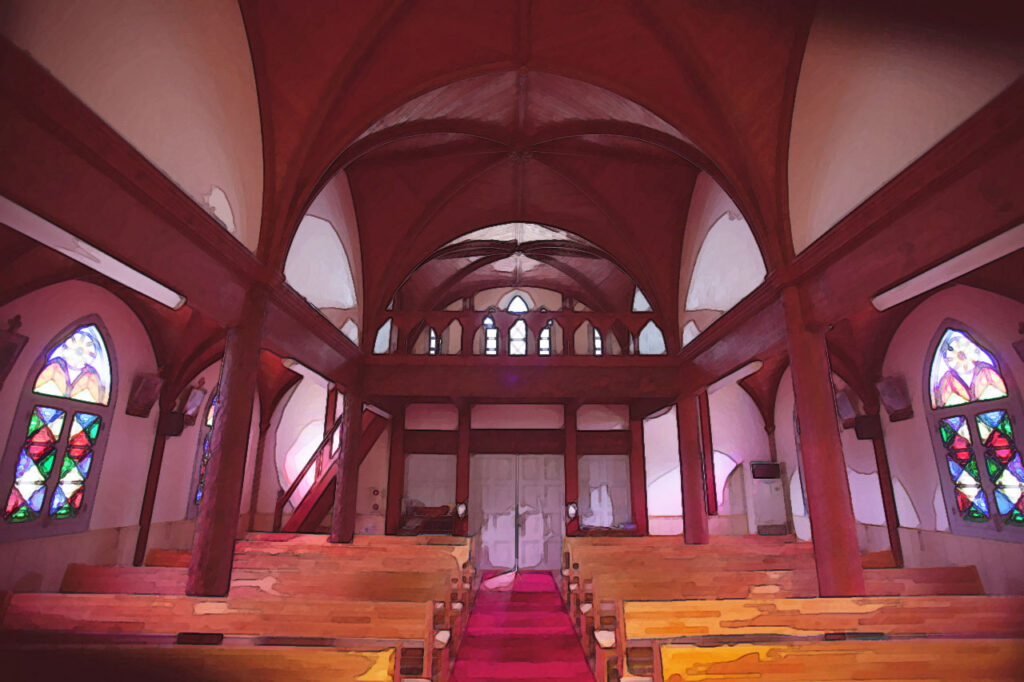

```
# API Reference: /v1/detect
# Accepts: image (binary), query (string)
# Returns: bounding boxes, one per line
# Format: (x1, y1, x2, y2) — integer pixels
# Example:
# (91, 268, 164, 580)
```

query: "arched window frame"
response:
(538, 320, 553, 356)
(428, 327, 439, 356)
(925, 321, 1024, 542)
(1, 316, 117, 539)
(593, 327, 604, 356)
(508, 319, 528, 356)
(186, 384, 221, 519)
(483, 314, 498, 356)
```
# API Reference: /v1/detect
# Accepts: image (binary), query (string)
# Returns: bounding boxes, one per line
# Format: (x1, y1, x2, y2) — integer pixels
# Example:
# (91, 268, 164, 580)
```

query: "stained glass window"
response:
(50, 413, 100, 519)
(194, 388, 221, 507)
(539, 321, 552, 356)
(483, 315, 498, 356)
(33, 324, 111, 405)
(930, 329, 1007, 409)
(3, 321, 113, 531)
(509, 319, 527, 356)
(4, 406, 65, 522)
(976, 410, 1024, 526)
(928, 327, 1021, 538)
(937, 415, 989, 522)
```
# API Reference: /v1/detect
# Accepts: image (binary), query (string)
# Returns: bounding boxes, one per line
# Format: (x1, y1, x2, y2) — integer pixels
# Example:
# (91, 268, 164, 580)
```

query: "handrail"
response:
(273, 411, 345, 531)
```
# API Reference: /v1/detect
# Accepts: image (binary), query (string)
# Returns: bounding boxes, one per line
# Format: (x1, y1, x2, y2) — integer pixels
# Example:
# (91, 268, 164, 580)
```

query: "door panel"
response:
(471, 454, 564, 571)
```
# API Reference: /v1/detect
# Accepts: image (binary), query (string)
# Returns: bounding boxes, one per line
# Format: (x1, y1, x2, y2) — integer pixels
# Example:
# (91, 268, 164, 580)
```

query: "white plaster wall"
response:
(789, 0, 1024, 253)
(303, 170, 364, 336)
(274, 365, 328, 505)
(1, 0, 264, 249)
(643, 406, 682, 535)
(677, 173, 766, 344)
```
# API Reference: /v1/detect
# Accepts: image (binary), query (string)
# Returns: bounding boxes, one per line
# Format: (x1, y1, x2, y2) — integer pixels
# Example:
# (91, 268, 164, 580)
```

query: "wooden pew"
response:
(61, 563, 467, 645)
(599, 595, 1024, 682)
(2, 593, 449, 681)
(658, 638, 1024, 681)
(576, 565, 982, 655)
(0, 641, 396, 681)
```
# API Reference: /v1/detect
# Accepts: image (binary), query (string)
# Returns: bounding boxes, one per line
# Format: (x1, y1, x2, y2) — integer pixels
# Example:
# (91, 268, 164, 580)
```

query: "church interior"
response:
(1, 1, 1023, 679)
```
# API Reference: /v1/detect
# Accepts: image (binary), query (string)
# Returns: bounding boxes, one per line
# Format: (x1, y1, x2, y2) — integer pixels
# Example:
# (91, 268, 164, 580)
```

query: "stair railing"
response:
(272, 411, 345, 531)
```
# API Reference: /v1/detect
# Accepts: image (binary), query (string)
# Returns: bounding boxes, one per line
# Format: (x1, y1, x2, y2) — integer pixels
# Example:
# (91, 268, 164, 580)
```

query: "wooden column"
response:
(863, 401, 905, 568)
(454, 402, 471, 536)
(330, 388, 364, 543)
(697, 389, 717, 516)
(133, 393, 173, 566)
(187, 287, 267, 596)
(678, 394, 709, 544)
(782, 287, 865, 596)
(628, 410, 649, 535)
(461, 317, 474, 356)
(385, 404, 406, 534)
(564, 403, 580, 536)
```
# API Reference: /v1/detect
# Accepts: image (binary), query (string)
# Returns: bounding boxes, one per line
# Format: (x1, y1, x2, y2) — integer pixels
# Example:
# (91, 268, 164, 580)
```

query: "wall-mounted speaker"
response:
(876, 375, 913, 422)
(125, 373, 163, 418)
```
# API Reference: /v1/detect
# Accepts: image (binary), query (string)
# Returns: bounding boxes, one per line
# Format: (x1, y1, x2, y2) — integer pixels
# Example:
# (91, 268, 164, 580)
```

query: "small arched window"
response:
(188, 386, 221, 515)
(428, 328, 439, 356)
(927, 327, 1023, 538)
(506, 295, 529, 314)
(593, 327, 603, 356)
(3, 321, 115, 534)
(509, 319, 528, 356)
(539, 321, 553, 356)
(483, 315, 498, 356)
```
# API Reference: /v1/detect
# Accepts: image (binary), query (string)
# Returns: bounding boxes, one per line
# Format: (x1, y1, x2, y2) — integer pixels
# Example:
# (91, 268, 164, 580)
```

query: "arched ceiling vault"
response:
(243, 1, 816, 311)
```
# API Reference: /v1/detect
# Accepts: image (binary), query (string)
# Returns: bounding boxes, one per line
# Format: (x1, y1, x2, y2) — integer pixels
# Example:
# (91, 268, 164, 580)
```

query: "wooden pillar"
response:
(782, 287, 865, 596)
(454, 402, 471, 536)
(564, 403, 580, 536)
(461, 316, 474, 356)
(628, 410, 649, 535)
(187, 287, 267, 596)
(697, 389, 717, 516)
(863, 402, 905, 568)
(133, 394, 173, 566)
(677, 394, 709, 544)
(385, 404, 406, 534)
(246, 417, 272, 532)
(330, 388, 364, 543)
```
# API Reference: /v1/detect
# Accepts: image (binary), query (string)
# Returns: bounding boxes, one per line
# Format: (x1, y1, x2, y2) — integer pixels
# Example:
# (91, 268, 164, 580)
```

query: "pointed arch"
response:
(926, 323, 1023, 537)
(3, 317, 117, 531)
(637, 320, 667, 355)
(509, 318, 528, 356)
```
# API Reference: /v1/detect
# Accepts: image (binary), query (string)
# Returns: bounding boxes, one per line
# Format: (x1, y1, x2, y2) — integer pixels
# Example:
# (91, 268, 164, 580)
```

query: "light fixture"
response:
(871, 223, 1024, 311)
(455, 503, 467, 519)
(566, 502, 578, 520)
(876, 376, 913, 422)
(0, 196, 186, 309)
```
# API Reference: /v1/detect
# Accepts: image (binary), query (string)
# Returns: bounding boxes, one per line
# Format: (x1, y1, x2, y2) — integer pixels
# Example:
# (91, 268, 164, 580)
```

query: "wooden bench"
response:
(658, 637, 1024, 681)
(2, 593, 449, 680)
(598, 595, 1024, 682)
(0, 641, 396, 681)
(576, 565, 982, 655)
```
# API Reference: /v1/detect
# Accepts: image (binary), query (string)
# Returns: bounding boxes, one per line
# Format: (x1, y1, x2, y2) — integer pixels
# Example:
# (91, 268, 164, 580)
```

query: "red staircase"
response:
(274, 408, 389, 533)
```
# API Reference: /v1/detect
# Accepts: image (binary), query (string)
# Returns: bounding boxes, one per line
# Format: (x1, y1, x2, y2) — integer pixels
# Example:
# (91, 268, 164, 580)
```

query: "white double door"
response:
(469, 454, 564, 571)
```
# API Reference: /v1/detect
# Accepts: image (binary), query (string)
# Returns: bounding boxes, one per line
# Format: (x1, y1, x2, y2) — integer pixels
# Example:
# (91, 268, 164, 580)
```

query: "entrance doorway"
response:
(469, 454, 564, 571)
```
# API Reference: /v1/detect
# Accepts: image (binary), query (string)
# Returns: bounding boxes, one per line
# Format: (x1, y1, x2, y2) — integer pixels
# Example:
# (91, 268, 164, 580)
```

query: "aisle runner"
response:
(452, 571, 595, 682)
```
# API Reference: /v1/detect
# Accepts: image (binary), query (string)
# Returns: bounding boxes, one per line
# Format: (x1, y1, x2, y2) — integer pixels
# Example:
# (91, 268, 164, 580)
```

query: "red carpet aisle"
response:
(452, 571, 595, 682)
